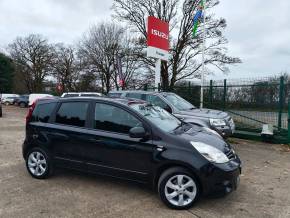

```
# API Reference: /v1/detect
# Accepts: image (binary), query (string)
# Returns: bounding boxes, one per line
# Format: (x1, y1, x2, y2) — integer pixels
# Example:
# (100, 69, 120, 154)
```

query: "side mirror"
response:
(129, 127, 146, 138)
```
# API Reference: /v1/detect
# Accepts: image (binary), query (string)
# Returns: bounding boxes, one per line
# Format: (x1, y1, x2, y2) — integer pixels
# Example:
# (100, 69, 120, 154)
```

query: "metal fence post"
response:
(209, 80, 213, 107)
(223, 79, 227, 111)
(278, 76, 285, 130)
(158, 83, 161, 92)
(288, 101, 290, 143)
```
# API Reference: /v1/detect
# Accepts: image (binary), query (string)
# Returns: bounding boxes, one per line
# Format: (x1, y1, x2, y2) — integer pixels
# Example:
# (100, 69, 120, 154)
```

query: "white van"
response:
(28, 94, 54, 106)
(0, 94, 20, 100)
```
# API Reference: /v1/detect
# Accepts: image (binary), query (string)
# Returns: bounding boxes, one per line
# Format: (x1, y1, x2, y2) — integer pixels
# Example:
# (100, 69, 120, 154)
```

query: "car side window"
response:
(126, 93, 143, 100)
(145, 95, 169, 110)
(32, 103, 57, 123)
(94, 103, 142, 134)
(55, 102, 89, 127)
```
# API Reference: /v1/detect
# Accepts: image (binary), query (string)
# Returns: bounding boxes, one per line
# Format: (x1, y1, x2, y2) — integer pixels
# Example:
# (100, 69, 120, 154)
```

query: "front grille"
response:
(225, 149, 236, 160)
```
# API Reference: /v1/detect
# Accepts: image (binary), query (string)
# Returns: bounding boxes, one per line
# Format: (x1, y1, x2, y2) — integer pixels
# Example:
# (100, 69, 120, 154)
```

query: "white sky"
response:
(0, 0, 289, 80)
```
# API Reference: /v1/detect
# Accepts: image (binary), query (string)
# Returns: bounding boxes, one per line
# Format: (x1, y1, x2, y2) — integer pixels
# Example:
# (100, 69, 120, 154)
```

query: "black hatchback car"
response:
(23, 97, 241, 209)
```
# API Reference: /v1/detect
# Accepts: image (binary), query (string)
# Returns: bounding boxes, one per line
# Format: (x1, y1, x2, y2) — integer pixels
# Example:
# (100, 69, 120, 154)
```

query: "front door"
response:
(84, 102, 154, 183)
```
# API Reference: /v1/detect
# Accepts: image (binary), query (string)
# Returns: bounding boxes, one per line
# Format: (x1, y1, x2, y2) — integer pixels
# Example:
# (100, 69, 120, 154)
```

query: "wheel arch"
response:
(153, 163, 203, 194)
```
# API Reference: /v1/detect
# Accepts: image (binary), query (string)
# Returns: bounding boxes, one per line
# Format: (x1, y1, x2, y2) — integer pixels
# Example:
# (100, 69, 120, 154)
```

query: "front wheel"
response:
(25, 147, 53, 179)
(158, 167, 200, 209)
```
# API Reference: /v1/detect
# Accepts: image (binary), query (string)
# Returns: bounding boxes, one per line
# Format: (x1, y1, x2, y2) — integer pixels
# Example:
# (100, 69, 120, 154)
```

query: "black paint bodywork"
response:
(23, 97, 241, 196)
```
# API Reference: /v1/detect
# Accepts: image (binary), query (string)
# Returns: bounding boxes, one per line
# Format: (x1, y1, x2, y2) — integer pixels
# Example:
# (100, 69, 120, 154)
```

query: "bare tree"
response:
(78, 22, 125, 93)
(8, 34, 54, 93)
(113, 0, 241, 90)
(52, 44, 79, 93)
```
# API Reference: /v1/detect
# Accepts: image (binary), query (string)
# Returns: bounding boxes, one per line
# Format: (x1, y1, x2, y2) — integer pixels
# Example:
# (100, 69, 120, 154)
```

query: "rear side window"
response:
(126, 93, 143, 100)
(55, 102, 89, 127)
(32, 103, 57, 123)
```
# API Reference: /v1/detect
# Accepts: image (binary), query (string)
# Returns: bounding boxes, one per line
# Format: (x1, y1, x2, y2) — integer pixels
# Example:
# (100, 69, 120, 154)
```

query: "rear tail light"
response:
(26, 101, 37, 124)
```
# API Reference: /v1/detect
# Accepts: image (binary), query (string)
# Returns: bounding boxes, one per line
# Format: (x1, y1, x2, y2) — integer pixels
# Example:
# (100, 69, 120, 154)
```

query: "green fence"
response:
(145, 76, 290, 144)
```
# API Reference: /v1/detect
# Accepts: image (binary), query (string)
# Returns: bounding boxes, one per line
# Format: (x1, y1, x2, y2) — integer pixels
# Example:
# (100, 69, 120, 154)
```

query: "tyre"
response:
(4, 102, 9, 106)
(25, 147, 53, 179)
(158, 167, 200, 209)
(19, 102, 26, 108)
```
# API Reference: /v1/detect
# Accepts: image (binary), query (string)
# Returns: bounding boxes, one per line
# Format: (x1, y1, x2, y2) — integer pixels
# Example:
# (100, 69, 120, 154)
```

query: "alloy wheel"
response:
(28, 151, 47, 176)
(164, 174, 197, 207)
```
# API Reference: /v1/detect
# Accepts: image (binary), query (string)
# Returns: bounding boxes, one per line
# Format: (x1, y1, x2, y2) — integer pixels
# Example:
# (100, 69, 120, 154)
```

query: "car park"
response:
(108, 91, 235, 138)
(23, 97, 241, 209)
(61, 92, 103, 98)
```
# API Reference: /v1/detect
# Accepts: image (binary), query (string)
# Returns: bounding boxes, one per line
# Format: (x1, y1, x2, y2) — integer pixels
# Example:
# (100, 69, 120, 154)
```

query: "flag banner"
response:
(192, 1, 204, 37)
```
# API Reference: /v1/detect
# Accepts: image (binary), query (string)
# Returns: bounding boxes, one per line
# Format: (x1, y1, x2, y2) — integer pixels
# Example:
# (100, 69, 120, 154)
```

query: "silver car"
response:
(108, 91, 235, 138)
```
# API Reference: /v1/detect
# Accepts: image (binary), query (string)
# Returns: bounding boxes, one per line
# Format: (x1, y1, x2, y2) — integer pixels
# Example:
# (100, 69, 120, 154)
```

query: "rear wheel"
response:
(19, 102, 26, 108)
(158, 167, 200, 209)
(25, 147, 53, 179)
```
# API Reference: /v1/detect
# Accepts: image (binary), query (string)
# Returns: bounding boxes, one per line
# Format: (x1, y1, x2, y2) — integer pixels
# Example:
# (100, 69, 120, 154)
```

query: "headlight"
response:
(202, 127, 222, 138)
(210, 118, 226, 126)
(190, 141, 229, 164)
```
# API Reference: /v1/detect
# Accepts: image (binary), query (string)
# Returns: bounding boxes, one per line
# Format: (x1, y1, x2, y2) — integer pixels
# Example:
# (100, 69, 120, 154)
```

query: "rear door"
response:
(84, 101, 155, 183)
(46, 100, 91, 170)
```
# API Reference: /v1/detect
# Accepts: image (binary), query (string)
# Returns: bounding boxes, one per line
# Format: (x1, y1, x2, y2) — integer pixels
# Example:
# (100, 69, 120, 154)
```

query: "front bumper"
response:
(213, 126, 233, 138)
(199, 157, 242, 197)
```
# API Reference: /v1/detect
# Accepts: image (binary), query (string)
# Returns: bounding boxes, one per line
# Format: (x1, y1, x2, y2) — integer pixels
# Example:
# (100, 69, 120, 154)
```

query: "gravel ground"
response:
(0, 105, 290, 218)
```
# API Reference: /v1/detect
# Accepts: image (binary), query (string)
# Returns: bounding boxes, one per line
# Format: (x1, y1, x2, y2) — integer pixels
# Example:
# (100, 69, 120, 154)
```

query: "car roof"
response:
(58, 96, 146, 106)
(109, 90, 174, 95)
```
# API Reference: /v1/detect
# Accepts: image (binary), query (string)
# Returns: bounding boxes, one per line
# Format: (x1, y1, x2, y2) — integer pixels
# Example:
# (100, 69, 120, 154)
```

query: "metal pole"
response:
(223, 79, 227, 111)
(288, 100, 290, 143)
(200, 0, 206, 108)
(209, 80, 213, 107)
(278, 76, 284, 130)
(155, 59, 161, 91)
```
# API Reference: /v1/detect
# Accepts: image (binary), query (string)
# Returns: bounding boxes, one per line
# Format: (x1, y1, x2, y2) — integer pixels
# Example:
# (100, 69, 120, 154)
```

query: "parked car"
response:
(61, 92, 103, 98)
(0, 93, 19, 101)
(28, 94, 54, 106)
(1, 96, 18, 105)
(15, 95, 29, 108)
(108, 91, 235, 138)
(23, 97, 241, 209)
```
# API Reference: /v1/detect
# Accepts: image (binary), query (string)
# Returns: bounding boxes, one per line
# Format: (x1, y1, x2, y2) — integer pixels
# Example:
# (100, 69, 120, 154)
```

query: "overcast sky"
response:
(0, 0, 289, 80)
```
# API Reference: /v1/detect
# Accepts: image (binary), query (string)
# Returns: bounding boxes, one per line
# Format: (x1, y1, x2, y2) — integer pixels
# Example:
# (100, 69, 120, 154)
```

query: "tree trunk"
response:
(161, 61, 169, 91)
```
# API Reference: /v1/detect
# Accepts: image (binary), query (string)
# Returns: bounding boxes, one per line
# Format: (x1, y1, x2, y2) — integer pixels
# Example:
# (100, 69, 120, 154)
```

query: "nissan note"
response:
(23, 97, 241, 209)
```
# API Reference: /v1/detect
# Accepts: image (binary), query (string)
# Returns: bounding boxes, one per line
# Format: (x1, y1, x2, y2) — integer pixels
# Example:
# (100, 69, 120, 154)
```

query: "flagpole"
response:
(200, 0, 206, 109)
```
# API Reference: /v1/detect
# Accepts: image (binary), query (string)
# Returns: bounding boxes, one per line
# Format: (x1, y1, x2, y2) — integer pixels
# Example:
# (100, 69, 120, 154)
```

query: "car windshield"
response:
(130, 103, 181, 132)
(163, 93, 195, 111)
